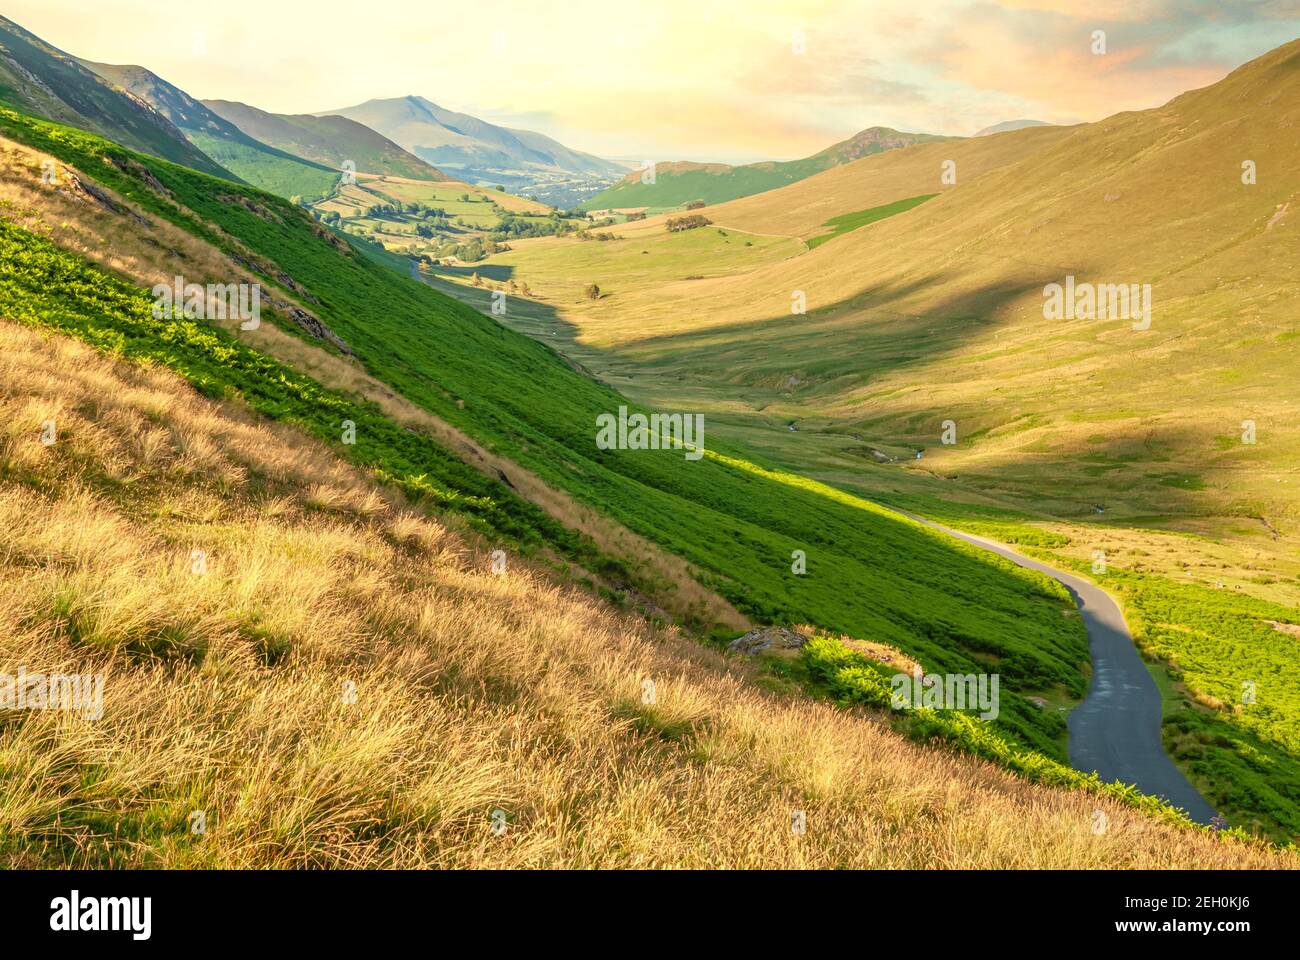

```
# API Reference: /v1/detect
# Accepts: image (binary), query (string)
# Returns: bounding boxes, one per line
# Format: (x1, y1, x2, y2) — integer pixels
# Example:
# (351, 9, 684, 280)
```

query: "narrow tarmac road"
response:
(904, 513, 1218, 824)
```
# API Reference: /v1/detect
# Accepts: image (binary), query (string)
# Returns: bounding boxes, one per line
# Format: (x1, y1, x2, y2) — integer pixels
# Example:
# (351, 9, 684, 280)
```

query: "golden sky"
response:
(6, 0, 1298, 161)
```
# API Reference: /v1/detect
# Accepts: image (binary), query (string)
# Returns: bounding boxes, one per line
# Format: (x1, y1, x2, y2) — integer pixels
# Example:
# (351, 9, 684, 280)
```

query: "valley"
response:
(422, 39, 1300, 840)
(0, 4, 1296, 880)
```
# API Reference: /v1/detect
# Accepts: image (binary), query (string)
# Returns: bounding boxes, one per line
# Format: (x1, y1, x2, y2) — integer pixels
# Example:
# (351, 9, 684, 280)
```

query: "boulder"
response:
(728, 626, 808, 656)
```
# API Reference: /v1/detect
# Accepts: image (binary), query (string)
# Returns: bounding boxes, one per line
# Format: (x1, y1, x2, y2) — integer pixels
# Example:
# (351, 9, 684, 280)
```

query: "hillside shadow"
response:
(437, 262, 517, 283)
(608, 271, 1049, 390)
(419, 252, 1232, 532)
(923, 420, 1247, 526)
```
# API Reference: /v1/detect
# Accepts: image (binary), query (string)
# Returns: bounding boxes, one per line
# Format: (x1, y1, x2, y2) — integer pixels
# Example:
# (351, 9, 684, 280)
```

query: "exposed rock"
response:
(268, 298, 353, 356)
(219, 192, 284, 224)
(227, 251, 320, 305)
(311, 220, 352, 255)
(105, 155, 172, 198)
(728, 626, 809, 656)
(61, 173, 152, 227)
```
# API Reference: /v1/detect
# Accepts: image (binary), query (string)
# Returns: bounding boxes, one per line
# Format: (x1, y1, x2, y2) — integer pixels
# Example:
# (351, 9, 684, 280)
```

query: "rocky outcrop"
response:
(62, 172, 151, 227)
(267, 297, 353, 357)
(728, 626, 809, 655)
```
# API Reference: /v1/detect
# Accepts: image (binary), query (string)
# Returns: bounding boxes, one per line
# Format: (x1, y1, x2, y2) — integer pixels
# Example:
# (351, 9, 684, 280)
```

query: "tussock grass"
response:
(0, 322, 1290, 868)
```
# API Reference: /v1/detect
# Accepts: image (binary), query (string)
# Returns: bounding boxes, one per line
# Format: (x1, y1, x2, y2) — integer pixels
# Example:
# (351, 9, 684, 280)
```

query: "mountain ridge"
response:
(320, 94, 625, 186)
(0, 14, 232, 179)
(581, 125, 953, 211)
(203, 99, 449, 182)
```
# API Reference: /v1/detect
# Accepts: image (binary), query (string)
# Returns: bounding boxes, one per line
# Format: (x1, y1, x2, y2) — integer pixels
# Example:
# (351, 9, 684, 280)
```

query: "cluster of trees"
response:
(625, 211, 647, 221)
(665, 214, 712, 232)
(575, 230, 621, 242)
(414, 216, 454, 237)
(489, 213, 567, 240)
(362, 201, 448, 219)
(684, 200, 706, 210)
(447, 237, 512, 263)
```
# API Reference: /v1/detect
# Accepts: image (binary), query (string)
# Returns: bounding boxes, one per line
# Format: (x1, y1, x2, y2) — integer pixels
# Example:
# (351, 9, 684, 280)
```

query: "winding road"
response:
(905, 513, 1218, 824)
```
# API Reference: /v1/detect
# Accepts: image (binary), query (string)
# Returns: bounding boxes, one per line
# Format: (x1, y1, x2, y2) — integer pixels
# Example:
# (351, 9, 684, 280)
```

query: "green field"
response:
(583, 165, 808, 212)
(806, 194, 937, 248)
(313, 177, 576, 258)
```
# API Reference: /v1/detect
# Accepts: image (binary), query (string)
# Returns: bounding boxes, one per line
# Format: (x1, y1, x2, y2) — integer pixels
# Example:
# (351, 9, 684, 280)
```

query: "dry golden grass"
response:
(0, 321, 1291, 868)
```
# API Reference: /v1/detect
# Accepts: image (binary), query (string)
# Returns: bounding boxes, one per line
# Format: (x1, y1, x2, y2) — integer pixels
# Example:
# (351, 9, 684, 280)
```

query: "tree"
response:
(665, 214, 712, 232)
(584, 283, 601, 300)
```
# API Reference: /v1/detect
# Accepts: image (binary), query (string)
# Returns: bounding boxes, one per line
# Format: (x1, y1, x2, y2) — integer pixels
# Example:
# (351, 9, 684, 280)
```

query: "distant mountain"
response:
(0, 15, 231, 179)
(580, 126, 953, 211)
(203, 100, 449, 182)
(320, 96, 624, 186)
(974, 119, 1051, 137)
(82, 62, 338, 200)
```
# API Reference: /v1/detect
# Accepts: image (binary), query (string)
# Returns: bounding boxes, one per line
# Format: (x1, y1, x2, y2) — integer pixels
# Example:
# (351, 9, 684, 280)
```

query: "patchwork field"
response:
(313, 175, 581, 257)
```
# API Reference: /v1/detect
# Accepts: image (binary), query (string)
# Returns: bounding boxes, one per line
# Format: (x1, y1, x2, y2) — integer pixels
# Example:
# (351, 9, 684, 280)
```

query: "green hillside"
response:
(82, 64, 341, 201)
(204, 100, 448, 182)
(581, 126, 952, 212)
(0, 102, 1105, 777)
(183, 130, 339, 200)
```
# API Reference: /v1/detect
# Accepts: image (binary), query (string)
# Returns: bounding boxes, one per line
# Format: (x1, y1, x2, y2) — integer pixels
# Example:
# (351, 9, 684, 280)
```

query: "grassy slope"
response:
(806, 194, 938, 249)
(709, 124, 1070, 238)
(0, 103, 1097, 768)
(185, 130, 338, 200)
(5, 320, 1285, 868)
(585, 164, 803, 212)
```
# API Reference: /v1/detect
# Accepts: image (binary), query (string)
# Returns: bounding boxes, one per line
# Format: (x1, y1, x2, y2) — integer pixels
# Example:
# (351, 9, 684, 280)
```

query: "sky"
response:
(5, 0, 1299, 163)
